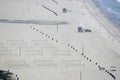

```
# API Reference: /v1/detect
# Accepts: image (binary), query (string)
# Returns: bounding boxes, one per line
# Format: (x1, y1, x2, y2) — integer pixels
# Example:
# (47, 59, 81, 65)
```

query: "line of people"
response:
(67, 44, 116, 80)
(30, 26, 116, 80)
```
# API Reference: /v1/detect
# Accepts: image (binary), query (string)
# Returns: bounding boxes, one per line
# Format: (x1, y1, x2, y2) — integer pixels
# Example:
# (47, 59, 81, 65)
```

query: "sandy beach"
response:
(0, 0, 120, 80)
(85, 0, 120, 43)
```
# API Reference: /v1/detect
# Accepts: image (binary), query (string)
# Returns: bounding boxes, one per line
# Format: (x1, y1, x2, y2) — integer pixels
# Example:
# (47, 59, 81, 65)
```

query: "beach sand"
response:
(0, 0, 120, 80)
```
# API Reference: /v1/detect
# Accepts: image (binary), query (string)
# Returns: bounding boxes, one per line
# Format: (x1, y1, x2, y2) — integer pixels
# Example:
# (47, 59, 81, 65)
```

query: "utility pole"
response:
(82, 45, 84, 54)
(56, 24, 58, 32)
(19, 47, 21, 56)
(80, 71, 82, 80)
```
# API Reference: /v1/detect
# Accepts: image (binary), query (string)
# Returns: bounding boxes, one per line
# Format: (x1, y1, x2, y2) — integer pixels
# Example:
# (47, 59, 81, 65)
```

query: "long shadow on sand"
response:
(0, 19, 68, 25)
